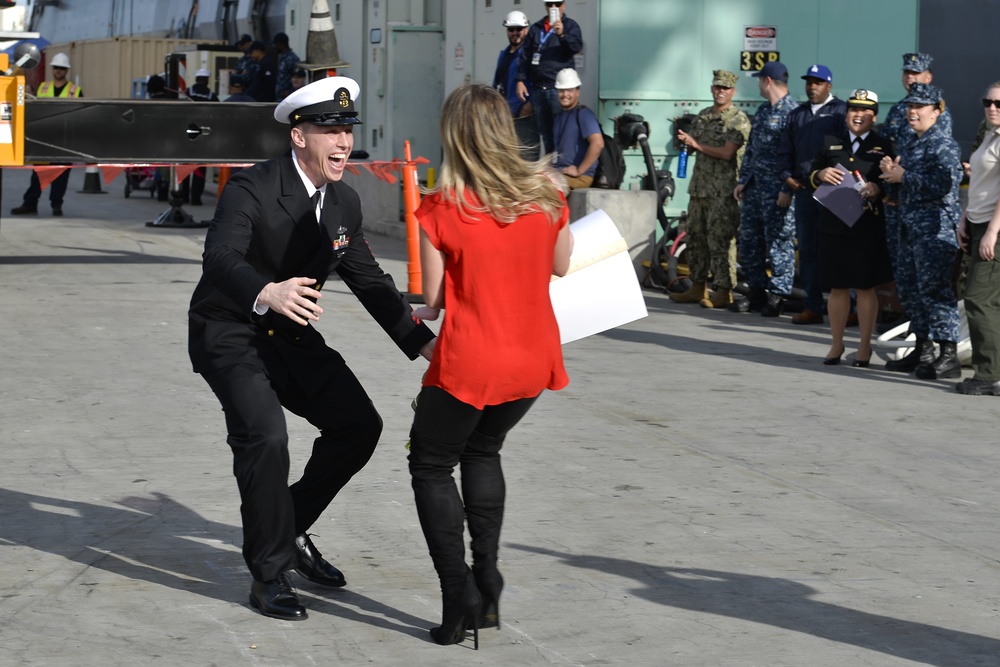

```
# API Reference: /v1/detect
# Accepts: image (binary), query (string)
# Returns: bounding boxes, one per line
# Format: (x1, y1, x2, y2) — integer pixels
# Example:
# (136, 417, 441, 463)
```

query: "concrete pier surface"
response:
(1, 167, 998, 666)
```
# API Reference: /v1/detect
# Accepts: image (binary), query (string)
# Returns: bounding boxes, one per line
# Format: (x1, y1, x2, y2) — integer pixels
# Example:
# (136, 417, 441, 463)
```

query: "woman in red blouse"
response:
(409, 83, 573, 649)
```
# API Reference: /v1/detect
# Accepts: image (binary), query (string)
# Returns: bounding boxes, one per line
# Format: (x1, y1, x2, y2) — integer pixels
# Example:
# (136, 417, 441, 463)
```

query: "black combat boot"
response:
(885, 338, 933, 373)
(915, 340, 961, 380)
(760, 292, 784, 317)
(728, 286, 766, 313)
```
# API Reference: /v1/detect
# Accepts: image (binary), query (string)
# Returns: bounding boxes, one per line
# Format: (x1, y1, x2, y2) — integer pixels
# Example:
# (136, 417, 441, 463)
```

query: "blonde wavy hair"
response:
(431, 83, 565, 224)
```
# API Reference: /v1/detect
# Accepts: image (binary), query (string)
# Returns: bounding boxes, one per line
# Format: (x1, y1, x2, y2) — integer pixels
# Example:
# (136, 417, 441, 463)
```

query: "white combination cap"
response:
(274, 75, 363, 126)
(848, 89, 879, 106)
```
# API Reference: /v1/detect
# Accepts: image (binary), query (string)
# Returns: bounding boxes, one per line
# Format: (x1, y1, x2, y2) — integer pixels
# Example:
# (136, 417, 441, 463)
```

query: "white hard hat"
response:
(503, 10, 529, 28)
(554, 68, 581, 90)
(195, 68, 211, 78)
(51, 52, 71, 69)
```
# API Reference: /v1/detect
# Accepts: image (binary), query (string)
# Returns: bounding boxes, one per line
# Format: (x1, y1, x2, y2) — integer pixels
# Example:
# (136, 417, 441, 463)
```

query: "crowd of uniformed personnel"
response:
(668, 51, 999, 389)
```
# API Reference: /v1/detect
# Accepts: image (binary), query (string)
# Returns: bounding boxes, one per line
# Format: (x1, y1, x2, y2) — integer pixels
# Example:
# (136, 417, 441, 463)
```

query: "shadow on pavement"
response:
(0, 247, 201, 265)
(598, 325, 956, 391)
(0, 487, 427, 636)
(510, 543, 1000, 667)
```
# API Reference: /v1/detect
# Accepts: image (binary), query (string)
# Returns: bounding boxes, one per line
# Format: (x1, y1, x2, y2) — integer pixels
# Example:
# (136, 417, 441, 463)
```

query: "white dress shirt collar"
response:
(291, 152, 326, 218)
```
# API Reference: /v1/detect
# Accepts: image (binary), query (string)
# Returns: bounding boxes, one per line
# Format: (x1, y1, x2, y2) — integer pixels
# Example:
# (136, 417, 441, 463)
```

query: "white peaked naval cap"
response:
(274, 75, 363, 126)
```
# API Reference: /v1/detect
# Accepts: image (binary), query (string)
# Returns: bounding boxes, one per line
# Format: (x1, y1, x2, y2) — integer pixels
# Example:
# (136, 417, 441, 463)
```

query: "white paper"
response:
(550, 209, 648, 344)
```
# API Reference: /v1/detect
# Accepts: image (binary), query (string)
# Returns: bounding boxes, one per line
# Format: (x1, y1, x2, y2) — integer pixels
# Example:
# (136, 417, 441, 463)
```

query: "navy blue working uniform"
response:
(883, 101, 953, 271)
(893, 106, 962, 345)
(737, 93, 798, 299)
(880, 52, 953, 273)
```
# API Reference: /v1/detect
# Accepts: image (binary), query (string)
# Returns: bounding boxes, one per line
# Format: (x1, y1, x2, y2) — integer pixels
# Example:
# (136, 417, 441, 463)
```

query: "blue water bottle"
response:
(677, 146, 688, 179)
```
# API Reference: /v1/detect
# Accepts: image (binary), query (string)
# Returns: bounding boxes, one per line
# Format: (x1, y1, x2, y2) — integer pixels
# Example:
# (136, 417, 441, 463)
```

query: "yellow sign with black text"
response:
(740, 51, 780, 72)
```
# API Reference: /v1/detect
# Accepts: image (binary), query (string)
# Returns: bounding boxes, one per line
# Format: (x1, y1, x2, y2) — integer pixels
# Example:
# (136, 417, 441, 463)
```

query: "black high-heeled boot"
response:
(410, 429, 480, 646)
(430, 571, 482, 649)
(461, 429, 507, 630)
(472, 563, 503, 629)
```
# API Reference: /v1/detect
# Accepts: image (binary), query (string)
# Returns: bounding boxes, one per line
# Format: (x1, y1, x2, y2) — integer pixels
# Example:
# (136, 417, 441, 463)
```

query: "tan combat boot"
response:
(700, 287, 732, 309)
(669, 281, 707, 304)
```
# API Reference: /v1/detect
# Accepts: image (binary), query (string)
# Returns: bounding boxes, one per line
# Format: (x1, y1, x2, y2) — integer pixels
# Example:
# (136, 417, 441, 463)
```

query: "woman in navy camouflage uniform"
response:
(879, 83, 963, 380)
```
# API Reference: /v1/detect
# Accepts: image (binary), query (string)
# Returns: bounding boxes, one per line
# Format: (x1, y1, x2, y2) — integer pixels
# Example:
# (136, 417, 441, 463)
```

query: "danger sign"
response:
(744, 25, 777, 51)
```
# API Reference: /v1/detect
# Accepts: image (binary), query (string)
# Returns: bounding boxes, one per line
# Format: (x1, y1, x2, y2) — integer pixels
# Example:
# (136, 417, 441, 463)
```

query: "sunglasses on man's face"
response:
(545, 2, 563, 7)
(507, 27, 523, 32)
(982, 99, 1000, 109)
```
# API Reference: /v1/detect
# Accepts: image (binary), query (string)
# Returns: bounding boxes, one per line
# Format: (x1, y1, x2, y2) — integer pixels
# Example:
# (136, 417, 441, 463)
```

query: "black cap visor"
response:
(290, 100, 363, 126)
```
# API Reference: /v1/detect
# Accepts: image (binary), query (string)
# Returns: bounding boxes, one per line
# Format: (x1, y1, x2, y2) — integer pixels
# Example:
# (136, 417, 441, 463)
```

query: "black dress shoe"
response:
(249, 573, 307, 620)
(295, 533, 346, 588)
(851, 357, 871, 368)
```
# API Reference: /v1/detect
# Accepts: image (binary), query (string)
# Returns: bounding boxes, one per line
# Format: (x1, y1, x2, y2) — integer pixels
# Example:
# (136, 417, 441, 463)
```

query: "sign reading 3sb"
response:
(740, 51, 780, 72)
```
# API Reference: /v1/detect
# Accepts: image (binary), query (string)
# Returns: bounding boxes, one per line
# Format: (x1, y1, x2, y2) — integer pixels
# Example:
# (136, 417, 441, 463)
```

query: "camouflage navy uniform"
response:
(275, 47, 301, 102)
(686, 76, 752, 291)
(894, 88, 962, 346)
(883, 99, 953, 153)
(881, 52, 953, 273)
(736, 92, 798, 298)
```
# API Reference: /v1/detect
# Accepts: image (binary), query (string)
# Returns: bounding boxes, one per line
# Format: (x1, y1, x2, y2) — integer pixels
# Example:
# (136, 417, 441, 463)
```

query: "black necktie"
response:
(311, 190, 322, 222)
(852, 137, 861, 154)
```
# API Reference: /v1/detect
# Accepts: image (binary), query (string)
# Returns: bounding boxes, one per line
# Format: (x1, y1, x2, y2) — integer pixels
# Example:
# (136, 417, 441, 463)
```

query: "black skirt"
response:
(818, 213, 894, 290)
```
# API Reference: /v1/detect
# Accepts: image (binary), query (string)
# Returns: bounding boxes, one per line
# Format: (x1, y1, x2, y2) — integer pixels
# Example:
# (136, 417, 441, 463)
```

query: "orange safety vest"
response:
(37, 81, 82, 98)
